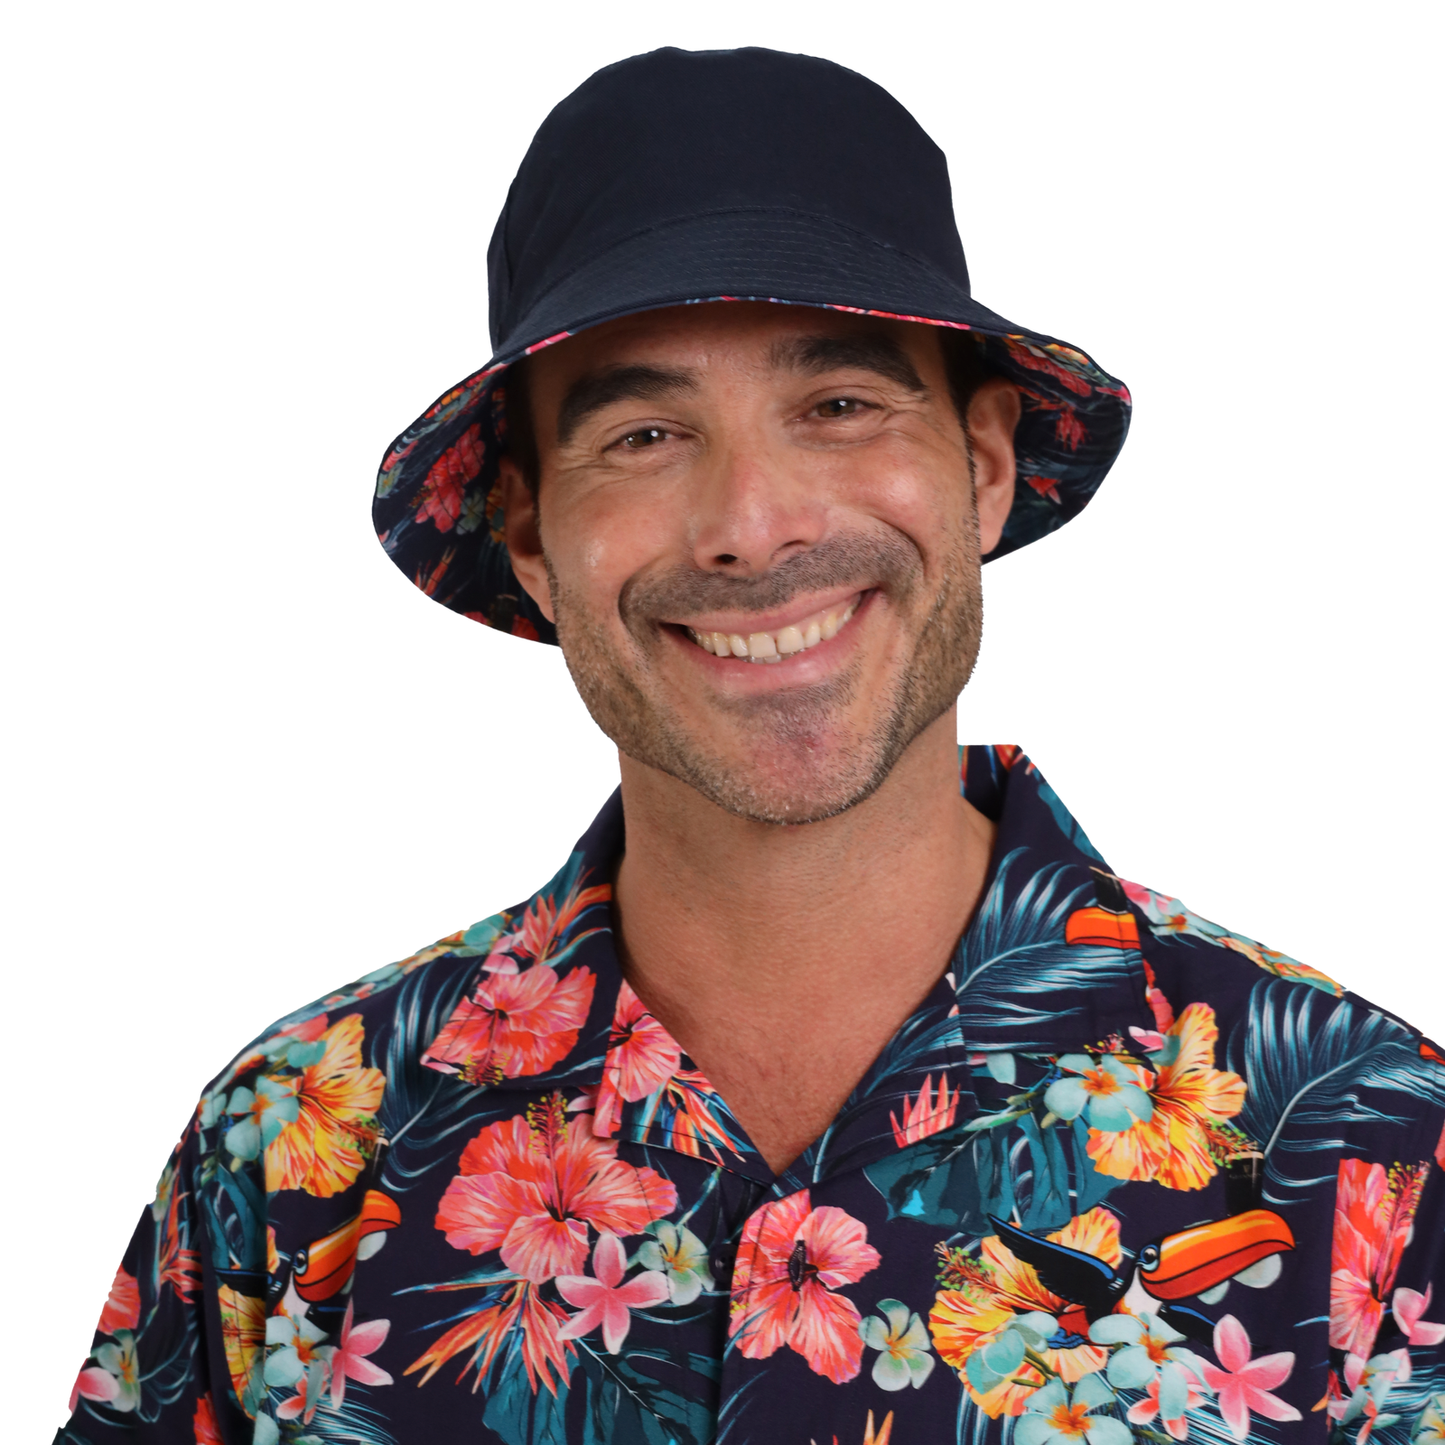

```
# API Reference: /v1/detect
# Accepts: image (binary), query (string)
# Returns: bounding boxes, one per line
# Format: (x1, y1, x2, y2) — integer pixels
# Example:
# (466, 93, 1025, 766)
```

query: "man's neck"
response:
(612, 708, 995, 1174)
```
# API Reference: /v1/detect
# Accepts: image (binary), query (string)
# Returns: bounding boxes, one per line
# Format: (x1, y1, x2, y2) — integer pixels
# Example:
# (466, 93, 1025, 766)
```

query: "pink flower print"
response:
(423, 965, 596, 1085)
(889, 1075, 960, 1148)
(69, 1364, 120, 1413)
(1339, 1347, 1411, 1439)
(729, 1189, 881, 1383)
(1331, 1158, 1428, 1356)
(98, 1265, 141, 1335)
(1198, 1315, 1301, 1442)
(1126, 1371, 1205, 1440)
(555, 1232, 669, 1354)
(435, 1099, 677, 1282)
(1393, 1285, 1445, 1345)
(593, 982, 683, 1137)
(318, 1299, 393, 1409)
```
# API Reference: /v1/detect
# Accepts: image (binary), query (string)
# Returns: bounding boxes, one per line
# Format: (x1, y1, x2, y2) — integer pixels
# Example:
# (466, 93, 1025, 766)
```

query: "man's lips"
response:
(673, 591, 866, 664)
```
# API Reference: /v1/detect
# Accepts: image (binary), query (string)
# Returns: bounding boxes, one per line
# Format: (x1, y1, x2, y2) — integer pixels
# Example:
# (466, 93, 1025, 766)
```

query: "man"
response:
(58, 46, 1445, 1445)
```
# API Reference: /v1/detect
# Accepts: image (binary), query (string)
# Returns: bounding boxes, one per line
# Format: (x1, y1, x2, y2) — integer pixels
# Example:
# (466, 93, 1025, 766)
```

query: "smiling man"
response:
(60, 46, 1445, 1445)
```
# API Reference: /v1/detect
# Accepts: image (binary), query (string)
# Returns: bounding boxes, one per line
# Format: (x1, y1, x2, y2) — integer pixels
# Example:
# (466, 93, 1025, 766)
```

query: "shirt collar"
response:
(419, 745, 1155, 1181)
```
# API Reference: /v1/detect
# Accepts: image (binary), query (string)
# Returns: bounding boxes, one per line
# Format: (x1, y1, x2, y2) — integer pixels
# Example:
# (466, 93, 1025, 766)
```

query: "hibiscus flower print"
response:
(485, 865, 611, 972)
(930, 1208, 1120, 1417)
(97, 1264, 140, 1335)
(592, 980, 682, 1135)
(264, 1013, 387, 1197)
(1085, 1002, 1246, 1190)
(729, 1189, 881, 1383)
(434, 1094, 677, 1282)
(422, 963, 596, 1085)
(1331, 1156, 1429, 1356)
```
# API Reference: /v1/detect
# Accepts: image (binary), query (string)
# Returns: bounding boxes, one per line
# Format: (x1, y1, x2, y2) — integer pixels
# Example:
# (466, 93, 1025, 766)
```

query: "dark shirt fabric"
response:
(56, 747, 1445, 1445)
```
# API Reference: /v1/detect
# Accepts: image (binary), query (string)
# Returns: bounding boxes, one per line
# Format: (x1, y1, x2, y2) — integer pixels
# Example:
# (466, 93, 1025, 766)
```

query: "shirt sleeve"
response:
(54, 1094, 264, 1445)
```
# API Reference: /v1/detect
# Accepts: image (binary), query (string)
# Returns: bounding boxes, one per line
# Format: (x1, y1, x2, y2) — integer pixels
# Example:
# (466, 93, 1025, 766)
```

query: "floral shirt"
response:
(56, 747, 1445, 1445)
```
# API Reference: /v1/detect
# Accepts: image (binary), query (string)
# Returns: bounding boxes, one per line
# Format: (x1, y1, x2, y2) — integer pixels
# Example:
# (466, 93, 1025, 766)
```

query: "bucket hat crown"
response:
(375, 46, 1130, 644)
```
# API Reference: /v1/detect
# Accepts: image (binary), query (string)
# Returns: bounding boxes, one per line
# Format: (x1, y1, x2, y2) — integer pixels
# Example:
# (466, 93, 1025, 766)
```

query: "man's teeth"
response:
(686, 599, 859, 663)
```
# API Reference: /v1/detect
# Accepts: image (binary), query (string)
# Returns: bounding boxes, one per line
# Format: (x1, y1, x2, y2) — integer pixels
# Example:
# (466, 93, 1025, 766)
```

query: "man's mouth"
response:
(683, 594, 861, 664)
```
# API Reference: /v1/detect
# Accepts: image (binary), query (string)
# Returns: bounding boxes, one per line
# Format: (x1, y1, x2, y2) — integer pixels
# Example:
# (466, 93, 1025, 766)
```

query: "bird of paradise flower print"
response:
(55, 751, 1445, 1445)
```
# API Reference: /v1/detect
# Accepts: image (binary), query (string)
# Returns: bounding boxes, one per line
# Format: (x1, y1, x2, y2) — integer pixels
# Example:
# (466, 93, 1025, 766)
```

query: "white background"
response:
(5, 1, 1441, 1431)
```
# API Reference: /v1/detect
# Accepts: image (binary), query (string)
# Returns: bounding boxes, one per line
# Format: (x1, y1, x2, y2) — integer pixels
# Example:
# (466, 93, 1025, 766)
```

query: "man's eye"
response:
(816, 397, 864, 418)
(619, 427, 667, 449)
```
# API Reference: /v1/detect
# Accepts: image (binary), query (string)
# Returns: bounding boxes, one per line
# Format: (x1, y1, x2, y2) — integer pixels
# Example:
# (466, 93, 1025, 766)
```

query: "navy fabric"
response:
(372, 49, 1133, 642)
(55, 749, 1445, 1444)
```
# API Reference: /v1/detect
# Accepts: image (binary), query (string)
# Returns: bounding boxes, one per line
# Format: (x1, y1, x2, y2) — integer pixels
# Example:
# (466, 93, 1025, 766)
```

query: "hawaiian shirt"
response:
(56, 747, 1445, 1445)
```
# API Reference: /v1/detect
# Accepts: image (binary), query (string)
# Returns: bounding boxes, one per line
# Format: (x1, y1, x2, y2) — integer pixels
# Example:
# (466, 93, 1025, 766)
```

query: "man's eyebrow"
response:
(769, 334, 927, 393)
(555, 364, 697, 445)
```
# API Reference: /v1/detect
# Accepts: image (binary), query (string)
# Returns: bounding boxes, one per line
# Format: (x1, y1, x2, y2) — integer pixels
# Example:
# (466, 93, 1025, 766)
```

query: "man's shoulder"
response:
(197, 911, 506, 1107)
(1121, 877, 1350, 1002)
(1121, 876, 1445, 1124)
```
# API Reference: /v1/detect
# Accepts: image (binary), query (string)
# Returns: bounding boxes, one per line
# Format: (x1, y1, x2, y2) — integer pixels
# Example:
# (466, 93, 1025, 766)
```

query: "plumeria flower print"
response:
(637, 1220, 715, 1305)
(1088, 1311, 1202, 1412)
(556, 1232, 669, 1354)
(1415, 1394, 1445, 1442)
(90, 1330, 142, 1413)
(317, 1299, 393, 1408)
(1197, 1314, 1301, 1441)
(222, 1075, 299, 1161)
(69, 1362, 120, 1414)
(1125, 1370, 1206, 1441)
(1044, 1054, 1152, 1132)
(264, 1308, 329, 1390)
(859, 1299, 935, 1391)
(1337, 1347, 1411, 1433)
(1016, 1373, 1129, 1445)
(1394, 1284, 1445, 1345)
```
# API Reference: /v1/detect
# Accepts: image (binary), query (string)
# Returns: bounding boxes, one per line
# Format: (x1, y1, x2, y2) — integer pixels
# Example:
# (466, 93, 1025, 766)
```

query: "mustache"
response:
(619, 532, 923, 632)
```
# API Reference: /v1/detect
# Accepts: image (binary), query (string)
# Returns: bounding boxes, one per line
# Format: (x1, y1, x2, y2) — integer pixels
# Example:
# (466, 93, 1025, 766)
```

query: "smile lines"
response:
(685, 597, 860, 664)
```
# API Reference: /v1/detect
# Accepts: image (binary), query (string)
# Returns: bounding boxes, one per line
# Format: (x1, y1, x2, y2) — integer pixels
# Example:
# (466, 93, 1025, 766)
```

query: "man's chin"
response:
(637, 737, 903, 827)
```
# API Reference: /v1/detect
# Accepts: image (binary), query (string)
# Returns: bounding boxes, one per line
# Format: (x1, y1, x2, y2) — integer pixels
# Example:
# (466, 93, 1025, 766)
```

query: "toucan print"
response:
(291, 1188, 402, 1303)
(988, 1208, 1295, 1344)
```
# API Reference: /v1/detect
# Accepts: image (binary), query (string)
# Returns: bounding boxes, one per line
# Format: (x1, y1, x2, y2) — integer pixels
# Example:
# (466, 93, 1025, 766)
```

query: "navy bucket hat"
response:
(374, 46, 1131, 644)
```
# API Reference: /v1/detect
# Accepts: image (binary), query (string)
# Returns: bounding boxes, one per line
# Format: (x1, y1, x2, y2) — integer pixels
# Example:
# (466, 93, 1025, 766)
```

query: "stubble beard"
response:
(546, 512, 985, 827)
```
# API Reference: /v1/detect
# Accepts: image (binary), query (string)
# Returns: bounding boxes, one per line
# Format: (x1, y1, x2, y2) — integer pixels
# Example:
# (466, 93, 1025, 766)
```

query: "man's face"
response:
(502, 302, 1018, 825)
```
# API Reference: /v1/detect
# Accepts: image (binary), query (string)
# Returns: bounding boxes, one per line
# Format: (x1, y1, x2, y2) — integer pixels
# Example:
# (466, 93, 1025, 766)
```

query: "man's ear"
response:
(500, 457, 556, 624)
(966, 378, 1020, 556)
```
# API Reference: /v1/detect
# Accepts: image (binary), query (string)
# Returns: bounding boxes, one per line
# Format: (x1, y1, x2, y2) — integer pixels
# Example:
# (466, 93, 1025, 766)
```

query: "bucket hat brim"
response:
(373, 208, 1130, 644)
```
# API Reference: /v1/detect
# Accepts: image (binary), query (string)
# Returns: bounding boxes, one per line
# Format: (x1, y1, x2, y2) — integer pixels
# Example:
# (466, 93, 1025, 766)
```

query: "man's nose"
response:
(689, 439, 828, 576)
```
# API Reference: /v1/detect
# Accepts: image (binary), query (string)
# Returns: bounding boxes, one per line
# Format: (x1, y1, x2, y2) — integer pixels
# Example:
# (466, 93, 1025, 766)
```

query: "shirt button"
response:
(712, 1244, 736, 1279)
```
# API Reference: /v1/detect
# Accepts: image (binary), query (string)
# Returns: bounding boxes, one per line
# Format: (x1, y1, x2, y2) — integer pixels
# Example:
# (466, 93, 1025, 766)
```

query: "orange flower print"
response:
(890, 1074, 961, 1147)
(264, 1013, 387, 1197)
(484, 874, 612, 975)
(930, 1208, 1120, 1417)
(192, 1393, 223, 1445)
(1330, 1157, 1429, 1356)
(729, 1189, 881, 1383)
(423, 964, 596, 1085)
(593, 981, 683, 1136)
(434, 1096, 677, 1283)
(98, 1264, 141, 1335)
(1085, 1002, 1246, 1190)
(406, 1277, 573, 1396)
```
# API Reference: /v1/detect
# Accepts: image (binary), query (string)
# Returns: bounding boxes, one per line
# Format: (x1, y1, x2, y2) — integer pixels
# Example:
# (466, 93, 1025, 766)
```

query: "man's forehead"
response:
(529, 301, 942, 385)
